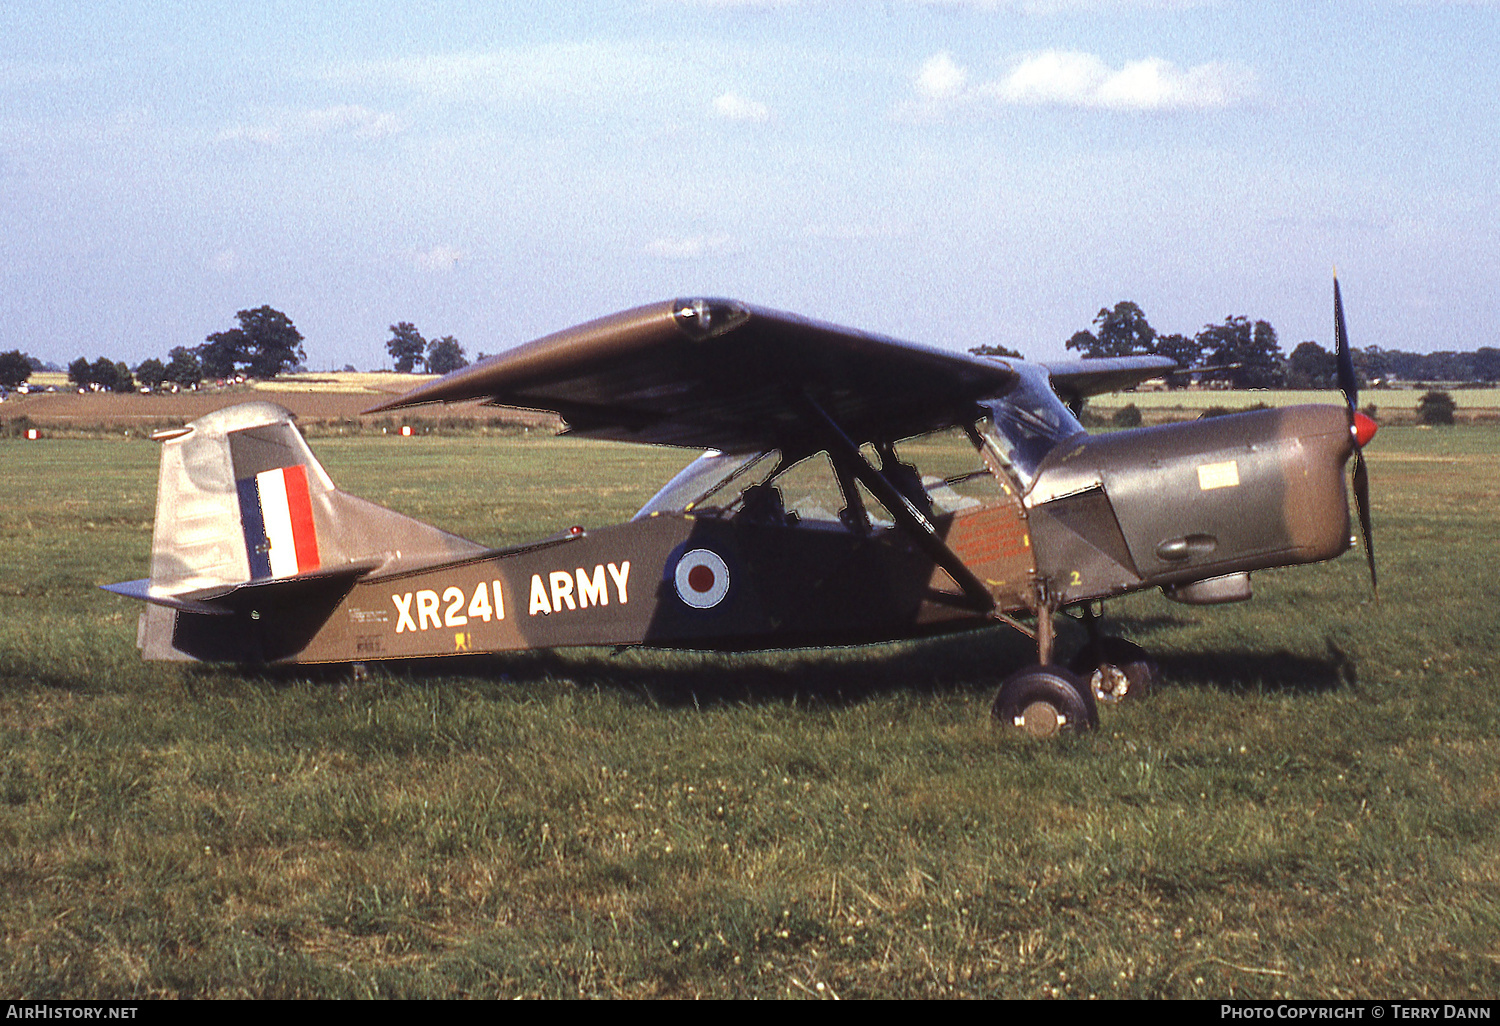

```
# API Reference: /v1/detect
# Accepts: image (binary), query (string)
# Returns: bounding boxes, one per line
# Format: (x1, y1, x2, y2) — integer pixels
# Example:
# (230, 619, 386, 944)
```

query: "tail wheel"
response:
(1069, 638, 1158, 704)
(992, 665, 1097, 739)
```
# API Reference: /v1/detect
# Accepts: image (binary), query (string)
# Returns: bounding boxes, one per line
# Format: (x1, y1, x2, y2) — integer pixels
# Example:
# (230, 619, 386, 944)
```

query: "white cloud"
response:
(322, 44, 665, 105)
(304, 105, 406, 138)
(903, 49, 1253, 116)
(218, 105, 406, 146)
(217, 123, 284, 146)
(914, 52, 968, 100)
(712, 91, 771, 122)
(654, 0, 800, 6)
(208, 249, 240, 274)
(993, 51, 1253, 110)
(646, 234, 738, 259)
(661, 0, 1212, 6)
(414, 245, 463, 271)
(913, 0, 1214, 10)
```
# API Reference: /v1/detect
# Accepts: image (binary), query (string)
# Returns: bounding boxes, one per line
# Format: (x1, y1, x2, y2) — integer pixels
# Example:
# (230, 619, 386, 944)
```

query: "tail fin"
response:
(105, 402, 486, 660)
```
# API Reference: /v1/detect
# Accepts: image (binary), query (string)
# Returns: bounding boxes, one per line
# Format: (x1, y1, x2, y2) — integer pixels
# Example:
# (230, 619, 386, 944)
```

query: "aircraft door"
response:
(909, 427, 1037, 615)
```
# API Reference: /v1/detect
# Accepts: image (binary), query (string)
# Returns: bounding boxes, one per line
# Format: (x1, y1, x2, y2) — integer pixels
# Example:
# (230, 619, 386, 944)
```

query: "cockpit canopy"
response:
(633, 366, 1086, 526)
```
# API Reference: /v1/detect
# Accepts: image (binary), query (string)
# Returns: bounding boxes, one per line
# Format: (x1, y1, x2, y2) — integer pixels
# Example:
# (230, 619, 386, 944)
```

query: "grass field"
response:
(1087, 387, 1500, 427)
(2, 423, 1498, 999)
(1092, 387, 1500, 410)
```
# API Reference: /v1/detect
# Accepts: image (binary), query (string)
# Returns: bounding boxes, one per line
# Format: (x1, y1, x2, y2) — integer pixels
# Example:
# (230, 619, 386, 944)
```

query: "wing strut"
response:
(796, 394, 997, 614)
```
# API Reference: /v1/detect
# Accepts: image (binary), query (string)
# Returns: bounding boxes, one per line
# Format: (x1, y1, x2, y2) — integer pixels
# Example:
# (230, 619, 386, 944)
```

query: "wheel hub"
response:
(1091, 664, 1131, 702)
(1017, 701, 1064, 739)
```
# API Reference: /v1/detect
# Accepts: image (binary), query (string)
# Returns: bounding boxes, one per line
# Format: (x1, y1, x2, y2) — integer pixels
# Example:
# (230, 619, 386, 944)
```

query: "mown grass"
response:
(1088, 388, 1500, 411)
(1, 426, 1498, 998)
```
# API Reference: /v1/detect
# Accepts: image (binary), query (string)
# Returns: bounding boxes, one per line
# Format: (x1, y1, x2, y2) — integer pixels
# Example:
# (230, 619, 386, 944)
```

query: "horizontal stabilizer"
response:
(109, 401, 491, 662)
(100, 578, 232, 615)
(103, 558, 383, 615)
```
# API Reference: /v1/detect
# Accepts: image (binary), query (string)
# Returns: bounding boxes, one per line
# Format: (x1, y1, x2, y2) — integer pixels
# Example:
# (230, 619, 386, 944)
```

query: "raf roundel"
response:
(674, 548, 730, 609)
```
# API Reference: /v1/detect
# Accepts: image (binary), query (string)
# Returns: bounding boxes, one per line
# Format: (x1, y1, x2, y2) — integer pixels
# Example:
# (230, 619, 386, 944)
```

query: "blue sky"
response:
(2, 1, 1496, 370)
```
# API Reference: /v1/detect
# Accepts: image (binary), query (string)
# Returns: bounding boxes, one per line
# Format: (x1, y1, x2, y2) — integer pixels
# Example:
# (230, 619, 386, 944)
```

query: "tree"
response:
(71, 356, 134, 393)
(426, 335, 468, 375)
(1417, 390, 1456, 426)
(387, 322, 427, 373)
(968, 343, 1024, 359)
(1196, 316, 1285, 389)
(88, 356, 118, 391)
(1152, 333, 1202, 388)
(108, 360, 135, 393)
(135, 358, 168, 392)
(1066, 301, 1157, 358)
(238, 306, 305, 378)
(164, 346, 202, 389)
(198, 306, 305, 379)
(0, 350, 33, 390)
(198, 331, 244, 379)
(1354, 345, 1390, 387)
(68, 357, 92, 390)
(1286, 341, 1336, 390)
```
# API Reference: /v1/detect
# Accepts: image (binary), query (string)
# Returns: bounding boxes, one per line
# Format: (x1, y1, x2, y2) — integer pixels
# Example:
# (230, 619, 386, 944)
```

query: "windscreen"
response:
(978, 365, 1086, 489)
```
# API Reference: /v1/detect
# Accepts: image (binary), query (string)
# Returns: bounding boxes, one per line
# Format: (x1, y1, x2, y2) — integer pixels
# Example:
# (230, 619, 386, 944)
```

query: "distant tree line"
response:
(1354, 347, 1500, 387)
(386, 322, 468, 374)
(46, 306, 305, 394)
(10, 305, 486, 397)
(1057, 302, 1289, 389)
(0, 350, 37, 391)
(972, 301, 1500, 390)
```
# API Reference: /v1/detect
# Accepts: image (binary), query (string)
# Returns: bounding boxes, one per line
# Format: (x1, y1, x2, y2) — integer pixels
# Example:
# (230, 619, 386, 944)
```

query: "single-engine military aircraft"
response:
(105, 281, 1377, 737)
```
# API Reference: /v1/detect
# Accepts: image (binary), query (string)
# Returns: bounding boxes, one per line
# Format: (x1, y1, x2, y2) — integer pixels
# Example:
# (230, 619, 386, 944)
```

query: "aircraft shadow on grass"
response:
(223, 628, 1358, 710)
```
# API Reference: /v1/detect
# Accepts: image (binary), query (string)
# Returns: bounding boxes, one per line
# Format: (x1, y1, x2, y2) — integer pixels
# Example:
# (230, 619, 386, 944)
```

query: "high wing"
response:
(1040, 356, 1179, 411)
(366, 299, 1018, 452)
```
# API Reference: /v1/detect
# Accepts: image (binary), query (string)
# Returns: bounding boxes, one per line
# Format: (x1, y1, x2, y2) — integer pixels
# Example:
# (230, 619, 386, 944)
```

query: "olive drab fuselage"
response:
(124, 399, 1356, 667)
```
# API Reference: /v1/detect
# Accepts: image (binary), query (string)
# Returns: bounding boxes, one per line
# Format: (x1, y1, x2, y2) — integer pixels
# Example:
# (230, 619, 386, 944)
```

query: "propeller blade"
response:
(1352, 447, 1377, 596)
(1334, 275, 1358, 413)
(1336, 273, 1377, 596)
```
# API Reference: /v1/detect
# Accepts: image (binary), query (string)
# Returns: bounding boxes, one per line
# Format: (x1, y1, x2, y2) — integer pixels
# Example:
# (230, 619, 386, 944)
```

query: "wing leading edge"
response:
(366, 299, 1019, 452)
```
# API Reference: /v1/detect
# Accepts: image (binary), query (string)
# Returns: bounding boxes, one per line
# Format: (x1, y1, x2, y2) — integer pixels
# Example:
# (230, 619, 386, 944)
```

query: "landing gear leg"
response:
(992, 588, 1097, 738)
(1036, 595, 1056, 667)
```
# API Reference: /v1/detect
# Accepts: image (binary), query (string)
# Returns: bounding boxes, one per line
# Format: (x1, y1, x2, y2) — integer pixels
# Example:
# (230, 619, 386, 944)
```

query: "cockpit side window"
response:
(633, 450, 864, 529)
(889, 426, 1013, 514)
(632, 451, 777, 520)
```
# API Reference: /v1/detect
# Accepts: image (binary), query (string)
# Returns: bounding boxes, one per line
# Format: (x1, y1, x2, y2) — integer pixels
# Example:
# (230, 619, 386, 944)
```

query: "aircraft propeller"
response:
(1334, 274, 1378, 595)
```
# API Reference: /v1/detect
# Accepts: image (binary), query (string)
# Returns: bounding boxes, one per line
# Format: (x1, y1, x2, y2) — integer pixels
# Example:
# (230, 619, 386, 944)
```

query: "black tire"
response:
(1069, 638, 1158, 704)
(992, 664, 1097, 738)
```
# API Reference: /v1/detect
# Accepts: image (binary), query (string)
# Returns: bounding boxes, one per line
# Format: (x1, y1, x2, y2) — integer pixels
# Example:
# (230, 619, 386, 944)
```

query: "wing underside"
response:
(1040, 356, 1179, 409)
(366, 299, 1019, 452)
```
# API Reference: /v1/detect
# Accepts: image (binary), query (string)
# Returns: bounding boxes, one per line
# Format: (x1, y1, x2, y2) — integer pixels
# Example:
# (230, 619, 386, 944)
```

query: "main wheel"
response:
(992, 664, 1097, 739)
(1069, 638, 1158, 705)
